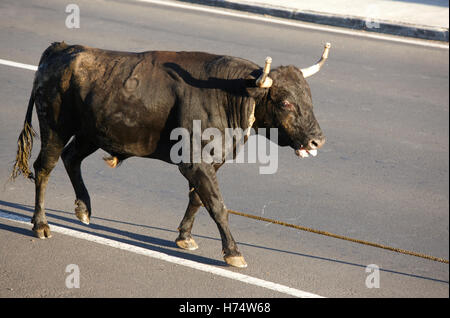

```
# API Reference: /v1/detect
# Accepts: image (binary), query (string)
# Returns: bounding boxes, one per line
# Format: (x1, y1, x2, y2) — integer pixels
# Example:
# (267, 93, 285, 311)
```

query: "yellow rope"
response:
(227, 209, 449, 264)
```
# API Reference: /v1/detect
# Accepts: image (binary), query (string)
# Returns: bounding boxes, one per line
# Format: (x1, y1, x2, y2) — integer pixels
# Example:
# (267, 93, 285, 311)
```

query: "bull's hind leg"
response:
(32, 131, 67, 239)
(175, 187, 202, 250)
(61, 136, 98, 225)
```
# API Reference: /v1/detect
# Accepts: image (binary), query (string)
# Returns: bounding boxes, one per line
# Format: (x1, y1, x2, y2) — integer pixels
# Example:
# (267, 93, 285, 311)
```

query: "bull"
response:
(11, 41, 330, 267)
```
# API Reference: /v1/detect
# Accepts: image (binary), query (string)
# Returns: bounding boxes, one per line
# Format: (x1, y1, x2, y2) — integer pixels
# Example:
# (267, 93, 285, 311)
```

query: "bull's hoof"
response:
(224, 255, 248, 268)
(33, 223, 52, 239)
(175, 237, 199, 251)
(75, 200, 90, 225)
(75, 210, 90, 225)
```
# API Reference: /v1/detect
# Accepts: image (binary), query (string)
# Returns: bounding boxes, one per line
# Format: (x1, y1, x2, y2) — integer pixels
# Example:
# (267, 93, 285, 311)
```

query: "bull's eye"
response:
(282, 100, 295, 111)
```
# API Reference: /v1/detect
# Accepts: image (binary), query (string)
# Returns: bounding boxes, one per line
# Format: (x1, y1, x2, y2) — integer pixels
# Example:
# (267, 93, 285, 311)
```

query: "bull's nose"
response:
(308, 136, 326, 150)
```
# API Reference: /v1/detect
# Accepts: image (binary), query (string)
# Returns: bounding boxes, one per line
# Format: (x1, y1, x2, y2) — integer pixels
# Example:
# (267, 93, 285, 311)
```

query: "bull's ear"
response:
(256, 57, 273, 88)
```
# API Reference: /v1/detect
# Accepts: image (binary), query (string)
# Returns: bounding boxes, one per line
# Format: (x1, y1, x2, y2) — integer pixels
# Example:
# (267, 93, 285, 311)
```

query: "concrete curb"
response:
(177, 0, 449, 42)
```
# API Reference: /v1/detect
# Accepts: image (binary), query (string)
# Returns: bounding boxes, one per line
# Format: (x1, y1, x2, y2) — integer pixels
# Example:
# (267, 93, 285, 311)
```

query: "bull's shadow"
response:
(0, 199, 448, 284)
(163, 62, 258, 95)
(0, 199, 223, 266)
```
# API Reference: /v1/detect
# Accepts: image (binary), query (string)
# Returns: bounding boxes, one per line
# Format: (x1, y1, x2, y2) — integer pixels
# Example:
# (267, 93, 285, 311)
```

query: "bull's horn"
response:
(300, 43, 331, 78)
(256, 56, 273, 88)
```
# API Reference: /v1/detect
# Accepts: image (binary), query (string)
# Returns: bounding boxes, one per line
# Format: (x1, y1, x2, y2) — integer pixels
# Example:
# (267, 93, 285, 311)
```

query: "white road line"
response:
(135, 0, 449, 50)
(0, 210, 324, 298)
(0, 58, 38, 71)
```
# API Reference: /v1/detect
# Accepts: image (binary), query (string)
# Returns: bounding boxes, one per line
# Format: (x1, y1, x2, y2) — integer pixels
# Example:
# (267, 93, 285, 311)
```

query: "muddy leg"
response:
(31, 134, 66, 239)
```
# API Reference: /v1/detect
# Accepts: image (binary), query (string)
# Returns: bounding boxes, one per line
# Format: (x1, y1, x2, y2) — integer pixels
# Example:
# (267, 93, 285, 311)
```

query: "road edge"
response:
(175, 0, 449, 42)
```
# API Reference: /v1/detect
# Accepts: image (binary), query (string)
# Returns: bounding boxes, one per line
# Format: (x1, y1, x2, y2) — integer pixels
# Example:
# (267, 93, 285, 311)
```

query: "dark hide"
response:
(11, 42, 325, 266)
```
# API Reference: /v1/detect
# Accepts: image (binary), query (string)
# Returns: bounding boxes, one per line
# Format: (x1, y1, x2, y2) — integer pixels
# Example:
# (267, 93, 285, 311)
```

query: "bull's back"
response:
(37, 43, 180, 158)
(34, 43, 257, 161)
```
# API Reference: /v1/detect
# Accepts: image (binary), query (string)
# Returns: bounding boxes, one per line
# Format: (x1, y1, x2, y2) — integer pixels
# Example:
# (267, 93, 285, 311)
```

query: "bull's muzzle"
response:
(308, 135, 326, 150)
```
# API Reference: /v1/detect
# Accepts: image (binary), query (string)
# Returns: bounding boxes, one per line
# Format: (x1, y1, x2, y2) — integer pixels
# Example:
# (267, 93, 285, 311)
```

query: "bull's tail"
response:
(10, 85, 37, 181)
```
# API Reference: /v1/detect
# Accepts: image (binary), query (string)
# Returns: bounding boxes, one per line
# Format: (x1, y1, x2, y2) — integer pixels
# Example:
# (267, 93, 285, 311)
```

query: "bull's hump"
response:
(150, 51, 220, 64)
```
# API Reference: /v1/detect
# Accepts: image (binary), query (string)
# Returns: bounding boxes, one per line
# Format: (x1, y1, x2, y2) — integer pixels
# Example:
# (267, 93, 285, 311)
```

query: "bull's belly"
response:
(93, 123, 162, 158)
(79, 93, 171, 159)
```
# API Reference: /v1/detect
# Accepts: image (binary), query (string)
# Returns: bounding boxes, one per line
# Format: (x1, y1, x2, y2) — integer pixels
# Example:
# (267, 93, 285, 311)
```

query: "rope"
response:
(227, 209, 449, 264)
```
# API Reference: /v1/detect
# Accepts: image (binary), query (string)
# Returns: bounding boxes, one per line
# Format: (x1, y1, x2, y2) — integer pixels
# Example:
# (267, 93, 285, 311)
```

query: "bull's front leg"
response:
(178, 163, 247, 268)
(175, 186, 202, 250)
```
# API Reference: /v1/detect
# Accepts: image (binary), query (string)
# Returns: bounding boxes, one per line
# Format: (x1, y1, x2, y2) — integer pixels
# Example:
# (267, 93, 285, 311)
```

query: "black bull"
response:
(11, 42, 328, 268)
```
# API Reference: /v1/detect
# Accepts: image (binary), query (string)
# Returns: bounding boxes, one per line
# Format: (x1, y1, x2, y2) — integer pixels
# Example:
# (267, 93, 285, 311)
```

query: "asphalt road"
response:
(0, 0, 448, 298)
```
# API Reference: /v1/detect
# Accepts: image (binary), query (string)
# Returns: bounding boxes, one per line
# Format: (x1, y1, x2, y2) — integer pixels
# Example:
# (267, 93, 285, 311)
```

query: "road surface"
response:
(0, 0, 448, 298)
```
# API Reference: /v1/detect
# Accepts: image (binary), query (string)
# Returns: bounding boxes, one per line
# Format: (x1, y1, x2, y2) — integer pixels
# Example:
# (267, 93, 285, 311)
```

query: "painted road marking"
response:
(0, 58, 38, 71)
(136, 0, 449, 50)
(0, 210, 324, 298)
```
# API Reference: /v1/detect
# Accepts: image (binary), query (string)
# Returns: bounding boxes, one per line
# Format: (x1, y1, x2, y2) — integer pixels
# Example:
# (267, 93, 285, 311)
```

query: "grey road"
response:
(0, 0, 448, 298)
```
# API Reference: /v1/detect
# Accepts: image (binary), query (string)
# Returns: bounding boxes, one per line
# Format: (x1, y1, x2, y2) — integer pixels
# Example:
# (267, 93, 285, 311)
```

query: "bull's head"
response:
(254, 43, 330, 158)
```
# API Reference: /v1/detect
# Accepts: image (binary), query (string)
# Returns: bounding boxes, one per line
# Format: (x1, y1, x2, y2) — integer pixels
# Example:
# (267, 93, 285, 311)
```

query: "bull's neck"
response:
(250, 88, 271, 131)
(221, 66, 270, 131)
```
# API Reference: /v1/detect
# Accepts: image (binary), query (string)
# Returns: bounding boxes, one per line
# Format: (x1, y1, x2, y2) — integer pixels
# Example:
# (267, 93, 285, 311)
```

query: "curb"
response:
(177, 0, 449, 42)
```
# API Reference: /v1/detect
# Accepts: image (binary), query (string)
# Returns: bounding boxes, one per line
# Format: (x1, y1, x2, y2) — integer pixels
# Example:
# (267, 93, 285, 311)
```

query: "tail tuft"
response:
(10, 122, 36, 181)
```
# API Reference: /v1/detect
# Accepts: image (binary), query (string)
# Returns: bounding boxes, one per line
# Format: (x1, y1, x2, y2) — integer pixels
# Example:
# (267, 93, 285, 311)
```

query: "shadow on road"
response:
(0, 199, 448, 284)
